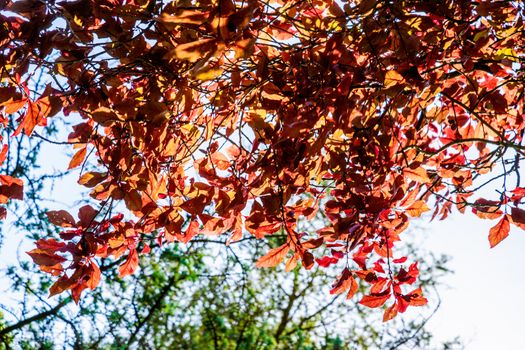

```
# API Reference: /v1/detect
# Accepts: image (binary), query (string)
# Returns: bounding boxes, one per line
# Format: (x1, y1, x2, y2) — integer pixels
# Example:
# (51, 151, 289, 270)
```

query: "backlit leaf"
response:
(488, 215, 510, 248)
(256, 243, 289, 268)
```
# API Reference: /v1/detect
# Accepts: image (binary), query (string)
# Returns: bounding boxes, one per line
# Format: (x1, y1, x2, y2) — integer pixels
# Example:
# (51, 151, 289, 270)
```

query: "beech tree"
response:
(0, 0, 524, 322)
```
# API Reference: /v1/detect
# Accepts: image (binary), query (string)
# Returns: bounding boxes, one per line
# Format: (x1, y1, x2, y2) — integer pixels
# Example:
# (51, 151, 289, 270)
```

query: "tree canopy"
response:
(0, 0, 524, 322)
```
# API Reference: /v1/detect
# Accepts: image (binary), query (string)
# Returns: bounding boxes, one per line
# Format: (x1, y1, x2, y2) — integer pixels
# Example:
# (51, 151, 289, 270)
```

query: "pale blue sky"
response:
(420, 212, 525, 349)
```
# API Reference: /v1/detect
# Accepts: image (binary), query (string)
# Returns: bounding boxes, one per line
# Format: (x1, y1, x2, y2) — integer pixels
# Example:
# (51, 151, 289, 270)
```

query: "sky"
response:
(421, 212, 525, 349)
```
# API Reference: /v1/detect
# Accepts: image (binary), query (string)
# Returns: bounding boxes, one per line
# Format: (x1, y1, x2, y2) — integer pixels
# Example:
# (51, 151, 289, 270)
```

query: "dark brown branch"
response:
(0, 297, 71, 341)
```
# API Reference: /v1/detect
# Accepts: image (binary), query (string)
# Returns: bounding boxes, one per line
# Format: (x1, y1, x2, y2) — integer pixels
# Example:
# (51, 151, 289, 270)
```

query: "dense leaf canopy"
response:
(1, 0, 525, 321)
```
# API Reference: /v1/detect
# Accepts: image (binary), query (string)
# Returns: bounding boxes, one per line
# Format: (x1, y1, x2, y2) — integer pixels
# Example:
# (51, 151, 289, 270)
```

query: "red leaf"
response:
(36, 238, 66, 251)
(359, 292, 391, 308)
(301, 251, 314, 270)
(118, 249, 139, 277)
(510, 207, 525, 229)
(46, 210, 76, 227)
(0, 175, 23, 203)
(255, 243, 289, 268)
(392, 256, 407, 263)
(488, 215, 510, 248)
(316, 255, 339, 267)
(27, 249, 66, 266)
(141, 243, 151, 254)
(397, 287, 428, 312)
(330, 268, 358, 299)
(78, 205, 98, 227)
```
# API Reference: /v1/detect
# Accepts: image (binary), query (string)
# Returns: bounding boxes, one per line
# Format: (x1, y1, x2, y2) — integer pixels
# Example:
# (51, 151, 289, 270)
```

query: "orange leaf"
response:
(488, 215, 510, 248)
(87, 261, 101, 290)
(171, 39, 217, 62)
(255, 243, 289, 268)
(383, 303, 398, 322)
(13, 99, 49, 136)
(49, 275, 75, 297)
(211, 151, 230, 170)
(1, 98, 27, 114)
(384, 70, 405, 88)
(118, 249, 139, 277)
(78, 171, 107, 188)
(68, 147, 87, 170)
(0, 144, 8, 165)
(405, 200, 430, 217)
(403, 167, 431, 184)
(359, 292, 390, 308)
(157, 10, 210, 25)
(329, 268, 359, 299)
(181, 219, 200, 244)
(284, 255, 298, 272)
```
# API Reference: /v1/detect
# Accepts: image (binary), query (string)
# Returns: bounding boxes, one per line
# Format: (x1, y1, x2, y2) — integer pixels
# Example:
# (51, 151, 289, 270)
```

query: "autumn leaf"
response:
(1, 98, 27, 114)
(27, 249, 67, 266)
(68, 147, 87, 169)
(36, 238, 67, 251)
(171, 39, 217, 62)
(316, 255, 339, 267)
(383, 303, 398, 322)
(359, 292, 391, 308)
(118, 249, 139, 277)
(330, 268, 359, 300)
(383, 70, 404, 88)
(78, 171, 107, 188)
(0, 175, 23, 203)
(78, 205, 98, 227)
(6, 0, 525, 310)
(46, 210, 76, 227)
(157, 10, 210, 26)
(124, 190, 142, 211)
(405, 200, 430, 217)
(403, 167, 431, 184)
(87, 261, 101, 290)
(488, 215, 510, 248)
(510, 207, 525, 229)
(255, 243, 289, 268)
(49, 275, 75, 297)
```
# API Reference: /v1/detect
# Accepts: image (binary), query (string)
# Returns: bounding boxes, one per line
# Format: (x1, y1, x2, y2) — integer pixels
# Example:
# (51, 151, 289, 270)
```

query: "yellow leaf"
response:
(194, 67, 223, 81)
(384, 70, 404, 88)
